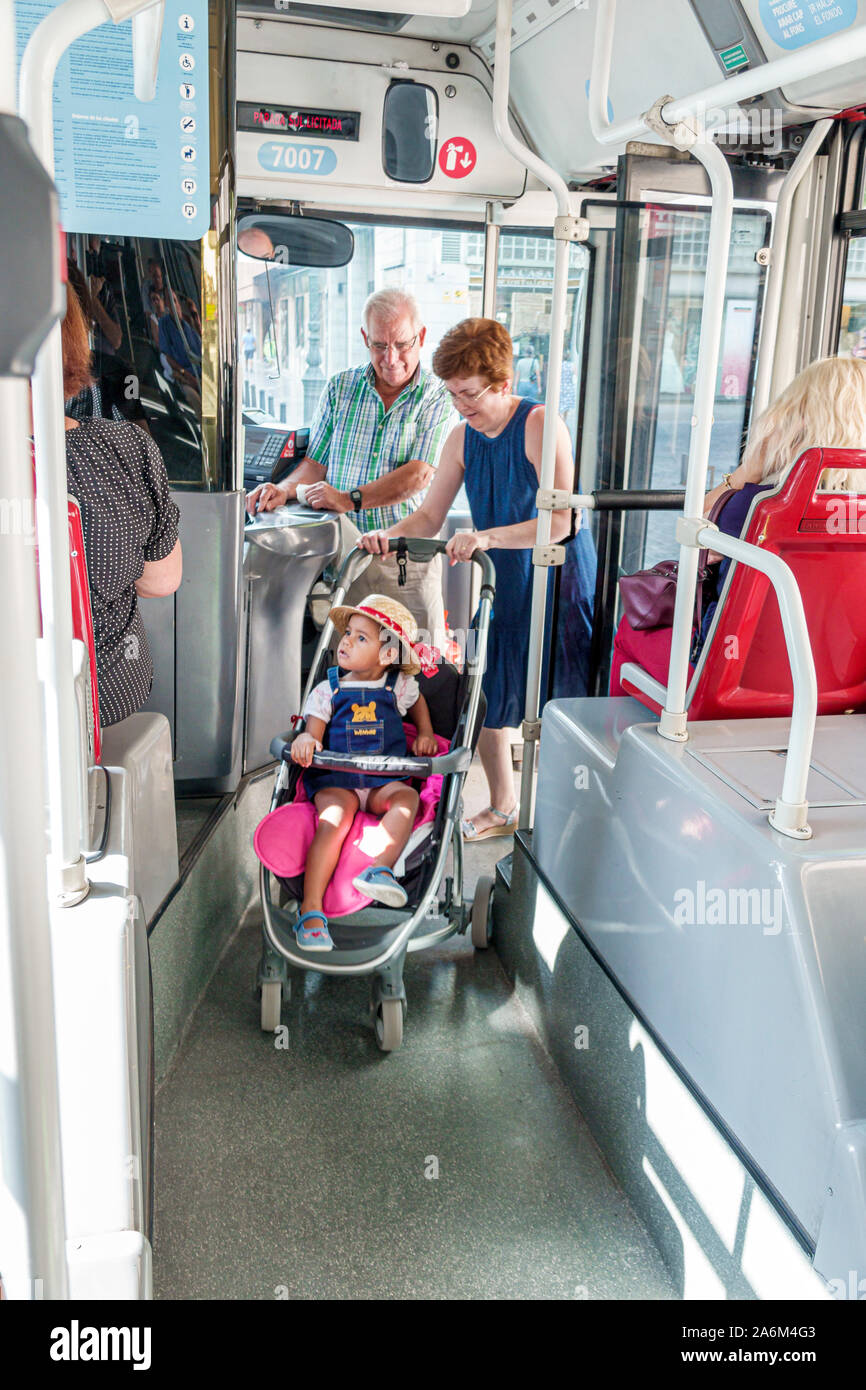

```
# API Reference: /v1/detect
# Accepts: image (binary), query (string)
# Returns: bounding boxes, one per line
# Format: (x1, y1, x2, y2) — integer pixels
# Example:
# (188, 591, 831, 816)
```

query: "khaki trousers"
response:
(337, 518, 445, 648)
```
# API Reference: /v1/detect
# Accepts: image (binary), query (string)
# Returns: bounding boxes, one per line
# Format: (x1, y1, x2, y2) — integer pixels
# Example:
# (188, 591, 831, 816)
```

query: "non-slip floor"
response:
(154, 782, 676, 1300)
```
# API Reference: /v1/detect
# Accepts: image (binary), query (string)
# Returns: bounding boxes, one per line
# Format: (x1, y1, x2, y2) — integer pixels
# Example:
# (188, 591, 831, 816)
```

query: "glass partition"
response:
(614, 206, 770, 573)
(581, 204, 770, 569)
(64, 232, 205, 488)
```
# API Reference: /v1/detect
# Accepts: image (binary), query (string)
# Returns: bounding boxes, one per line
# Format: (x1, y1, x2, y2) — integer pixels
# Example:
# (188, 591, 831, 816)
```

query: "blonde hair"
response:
(743, 356, 866, 491)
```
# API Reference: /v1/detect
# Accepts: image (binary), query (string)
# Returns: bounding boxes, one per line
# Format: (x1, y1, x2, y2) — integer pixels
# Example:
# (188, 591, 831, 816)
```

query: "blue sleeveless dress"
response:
(463, 399, 556, 729)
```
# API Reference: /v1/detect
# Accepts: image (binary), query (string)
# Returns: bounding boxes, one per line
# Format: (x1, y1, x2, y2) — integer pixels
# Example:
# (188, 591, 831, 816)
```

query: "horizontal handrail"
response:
(619, 662, 666, 709)
(539, 488, 686, 512)
(268, 734, 472, 779)
(308, 747, 471, 777)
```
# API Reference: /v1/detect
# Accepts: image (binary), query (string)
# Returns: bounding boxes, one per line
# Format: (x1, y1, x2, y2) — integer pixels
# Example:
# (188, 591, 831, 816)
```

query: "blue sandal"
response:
(352, 865, 408, 908)
(295, 909, 334, 951)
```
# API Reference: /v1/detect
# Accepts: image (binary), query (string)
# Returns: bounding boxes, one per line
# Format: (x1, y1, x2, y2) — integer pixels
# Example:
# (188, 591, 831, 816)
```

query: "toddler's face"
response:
(337, 614, 398, 673)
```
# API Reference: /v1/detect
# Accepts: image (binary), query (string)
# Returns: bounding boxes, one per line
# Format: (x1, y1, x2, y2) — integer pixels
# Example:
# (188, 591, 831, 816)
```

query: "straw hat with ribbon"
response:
(328, 593, 441, 678)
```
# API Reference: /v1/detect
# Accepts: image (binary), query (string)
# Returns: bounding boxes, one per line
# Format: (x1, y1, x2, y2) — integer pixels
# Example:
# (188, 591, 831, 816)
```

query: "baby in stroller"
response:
(290, 593, 439, 951)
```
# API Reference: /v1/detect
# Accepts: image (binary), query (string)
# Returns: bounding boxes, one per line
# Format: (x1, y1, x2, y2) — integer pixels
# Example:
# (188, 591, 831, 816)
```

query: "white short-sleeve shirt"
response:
(304, 670, 420, 725)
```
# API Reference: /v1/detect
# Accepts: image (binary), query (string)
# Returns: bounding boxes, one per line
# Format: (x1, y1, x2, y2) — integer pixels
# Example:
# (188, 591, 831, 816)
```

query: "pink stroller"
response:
(254, 538, 495, 1051)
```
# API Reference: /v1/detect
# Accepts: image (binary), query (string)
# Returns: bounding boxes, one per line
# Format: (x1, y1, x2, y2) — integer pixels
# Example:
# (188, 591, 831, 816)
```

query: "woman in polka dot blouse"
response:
(61, 285, 182, 726)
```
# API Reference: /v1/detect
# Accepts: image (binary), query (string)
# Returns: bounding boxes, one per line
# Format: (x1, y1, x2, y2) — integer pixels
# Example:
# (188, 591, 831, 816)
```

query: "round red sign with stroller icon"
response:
(438, 137, 477, 179)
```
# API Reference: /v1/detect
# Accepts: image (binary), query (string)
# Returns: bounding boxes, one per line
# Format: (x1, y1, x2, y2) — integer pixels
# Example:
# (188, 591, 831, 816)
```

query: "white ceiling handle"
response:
(131, 0, 164, 104)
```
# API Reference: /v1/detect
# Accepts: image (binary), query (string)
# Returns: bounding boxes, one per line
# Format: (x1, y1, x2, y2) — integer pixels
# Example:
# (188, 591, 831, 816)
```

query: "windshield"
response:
(238, 221, 486, 429)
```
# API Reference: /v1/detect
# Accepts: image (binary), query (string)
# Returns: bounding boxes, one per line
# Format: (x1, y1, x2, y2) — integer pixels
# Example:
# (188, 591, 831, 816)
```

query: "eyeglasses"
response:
(364, 332, 419, 354)
(446, 383, 495, 406)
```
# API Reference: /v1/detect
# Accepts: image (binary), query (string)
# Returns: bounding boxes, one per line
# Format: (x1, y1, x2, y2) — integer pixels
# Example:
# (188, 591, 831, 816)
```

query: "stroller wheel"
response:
(374, 998, 404, 1053)
(471, 875, 495, 950)
(260, 980, 284, 1032)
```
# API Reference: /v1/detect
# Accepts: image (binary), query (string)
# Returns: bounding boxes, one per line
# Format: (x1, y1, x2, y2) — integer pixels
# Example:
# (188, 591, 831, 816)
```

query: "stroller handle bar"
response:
(338, 535, 496, 595)
(268, 735, 472, 778)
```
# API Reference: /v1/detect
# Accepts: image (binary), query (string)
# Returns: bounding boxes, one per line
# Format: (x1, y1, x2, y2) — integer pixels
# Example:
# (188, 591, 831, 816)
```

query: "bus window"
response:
(837, 235, 866, 359)
(494, 233, 589, 451)
(237, 220, 486, 433)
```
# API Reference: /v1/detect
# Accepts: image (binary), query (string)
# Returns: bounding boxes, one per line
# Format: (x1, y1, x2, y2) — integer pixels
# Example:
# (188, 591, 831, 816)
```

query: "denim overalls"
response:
(303, 667, 409, 797)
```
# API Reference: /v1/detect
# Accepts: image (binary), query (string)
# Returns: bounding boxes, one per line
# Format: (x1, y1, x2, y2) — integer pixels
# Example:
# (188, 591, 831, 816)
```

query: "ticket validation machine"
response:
(242, 505, 340, 774)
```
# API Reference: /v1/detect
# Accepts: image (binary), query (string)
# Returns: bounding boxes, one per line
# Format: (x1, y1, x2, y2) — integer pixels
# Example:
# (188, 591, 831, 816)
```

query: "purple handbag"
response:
(618, 492, 733, 631)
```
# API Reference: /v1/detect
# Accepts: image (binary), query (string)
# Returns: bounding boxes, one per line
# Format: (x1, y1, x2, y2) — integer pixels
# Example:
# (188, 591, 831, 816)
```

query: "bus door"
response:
(573, 197, 771, 694)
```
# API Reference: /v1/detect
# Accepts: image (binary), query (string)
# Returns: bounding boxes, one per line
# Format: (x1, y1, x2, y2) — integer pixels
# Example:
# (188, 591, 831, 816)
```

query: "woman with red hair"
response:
(61, 284, 182, 726)
(359, 317, 592, 840)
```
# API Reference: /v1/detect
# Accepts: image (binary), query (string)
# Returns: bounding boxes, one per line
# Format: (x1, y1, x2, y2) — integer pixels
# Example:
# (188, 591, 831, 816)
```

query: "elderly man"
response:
(245, 288, 453, 642)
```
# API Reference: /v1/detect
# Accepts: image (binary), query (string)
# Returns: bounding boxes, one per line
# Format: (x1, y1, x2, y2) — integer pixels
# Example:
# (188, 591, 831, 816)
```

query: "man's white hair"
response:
(362, 288, 422, 333)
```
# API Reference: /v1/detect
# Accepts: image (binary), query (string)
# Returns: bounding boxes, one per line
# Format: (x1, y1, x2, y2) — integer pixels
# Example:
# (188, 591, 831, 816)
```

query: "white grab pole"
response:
(20, 0, 165, 903)
(491, 0, 570, 215)
(587, 0, 618, 143)
(752, 118, 833, 418)
(659, 134, 734, 741)
(518, 234, 570, 825)
(0, 4, 68, 1299)
(491, 0, 575, 827)
(0, 375, 70, 1300)
(589, 1, 736, 740)
(19, 0, 114, 903)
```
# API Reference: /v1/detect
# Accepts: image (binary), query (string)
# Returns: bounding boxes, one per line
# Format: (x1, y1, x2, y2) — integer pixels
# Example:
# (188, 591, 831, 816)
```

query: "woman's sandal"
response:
(295, 909, 334, 951)
(461, 805, 518, 842)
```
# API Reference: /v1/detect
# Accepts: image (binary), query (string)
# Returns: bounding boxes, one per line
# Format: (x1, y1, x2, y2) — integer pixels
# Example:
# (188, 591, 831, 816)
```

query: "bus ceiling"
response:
(236, 1, 866, 195)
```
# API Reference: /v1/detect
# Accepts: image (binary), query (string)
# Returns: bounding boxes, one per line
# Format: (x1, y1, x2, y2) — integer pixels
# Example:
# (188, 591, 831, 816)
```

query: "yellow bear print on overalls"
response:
(302, 667, 410, 795)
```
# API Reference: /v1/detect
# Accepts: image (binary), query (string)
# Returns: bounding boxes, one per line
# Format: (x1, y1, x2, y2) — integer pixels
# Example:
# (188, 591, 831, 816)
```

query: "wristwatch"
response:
(349, 487, 363, 510)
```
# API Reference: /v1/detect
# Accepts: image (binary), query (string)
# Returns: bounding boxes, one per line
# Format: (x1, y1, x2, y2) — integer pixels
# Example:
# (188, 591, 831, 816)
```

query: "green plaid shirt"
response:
(306, 362, 455, 531)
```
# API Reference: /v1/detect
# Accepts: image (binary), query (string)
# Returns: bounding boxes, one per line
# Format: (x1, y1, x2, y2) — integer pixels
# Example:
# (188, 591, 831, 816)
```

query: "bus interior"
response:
(3, 0, 866, 1306)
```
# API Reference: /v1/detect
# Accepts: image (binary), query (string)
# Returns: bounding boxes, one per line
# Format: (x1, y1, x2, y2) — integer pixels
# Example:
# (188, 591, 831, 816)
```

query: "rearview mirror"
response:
(236, 213, 354, 267)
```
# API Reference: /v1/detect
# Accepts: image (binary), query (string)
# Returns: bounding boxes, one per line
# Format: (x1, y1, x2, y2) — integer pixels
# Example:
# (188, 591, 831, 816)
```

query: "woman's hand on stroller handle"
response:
(356, 530, 391, 555)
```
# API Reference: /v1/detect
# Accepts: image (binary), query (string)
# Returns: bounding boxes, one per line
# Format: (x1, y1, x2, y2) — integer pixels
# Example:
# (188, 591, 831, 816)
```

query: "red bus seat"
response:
(617, 447, 866, 720)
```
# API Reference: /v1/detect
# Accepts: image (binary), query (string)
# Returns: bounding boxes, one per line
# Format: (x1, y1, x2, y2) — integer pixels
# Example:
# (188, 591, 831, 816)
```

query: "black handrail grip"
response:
(591, 489, 686, 511)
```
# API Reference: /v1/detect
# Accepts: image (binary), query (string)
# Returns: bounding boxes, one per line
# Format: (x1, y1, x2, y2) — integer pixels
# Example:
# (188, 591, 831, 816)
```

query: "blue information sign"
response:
(15, 0, 209, 239)
(758, 0, 858, 50)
